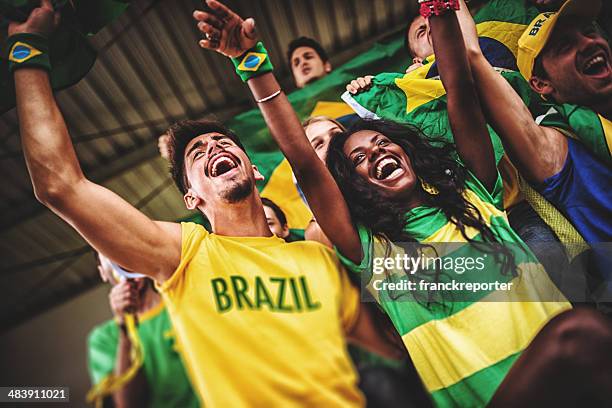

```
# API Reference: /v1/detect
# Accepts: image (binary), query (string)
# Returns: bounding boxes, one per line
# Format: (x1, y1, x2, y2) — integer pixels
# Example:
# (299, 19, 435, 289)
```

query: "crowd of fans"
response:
(5, 0, 612, 406)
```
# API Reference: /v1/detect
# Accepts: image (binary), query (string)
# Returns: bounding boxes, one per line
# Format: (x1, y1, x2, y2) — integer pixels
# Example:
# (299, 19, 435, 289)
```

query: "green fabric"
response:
(1, 0, 130, 113)
(286, 228, 305, 242)
(430, 352, 520, 408)
(342, 0, 543, 168)
(335, 169, 560, 407)
(537, 102, 612, 165)
(227, 33, 411, 190)
(472, 0, 539, 24)
(344, 70, 543, 169)
(87, 307, 199, 408)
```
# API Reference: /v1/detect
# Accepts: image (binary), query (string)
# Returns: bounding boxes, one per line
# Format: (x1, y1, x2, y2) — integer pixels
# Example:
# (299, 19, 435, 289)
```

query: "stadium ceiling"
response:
(0, 0, 417, 331)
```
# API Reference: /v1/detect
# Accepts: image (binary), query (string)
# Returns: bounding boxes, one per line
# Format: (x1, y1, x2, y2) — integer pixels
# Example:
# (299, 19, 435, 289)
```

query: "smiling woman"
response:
(325, 119, 497, 244)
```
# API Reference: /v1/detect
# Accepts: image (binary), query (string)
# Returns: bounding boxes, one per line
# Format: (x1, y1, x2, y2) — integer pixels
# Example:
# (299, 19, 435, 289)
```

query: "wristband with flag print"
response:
(231, 41, 273, 82)
(7, 33, 51, 73)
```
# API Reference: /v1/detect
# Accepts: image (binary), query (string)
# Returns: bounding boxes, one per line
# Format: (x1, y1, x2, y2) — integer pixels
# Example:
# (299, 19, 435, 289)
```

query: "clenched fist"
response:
(109, 280, 140, 323)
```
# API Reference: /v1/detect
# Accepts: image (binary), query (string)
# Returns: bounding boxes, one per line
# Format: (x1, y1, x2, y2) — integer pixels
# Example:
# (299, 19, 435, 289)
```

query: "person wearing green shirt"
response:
(87, 254, 199, 408)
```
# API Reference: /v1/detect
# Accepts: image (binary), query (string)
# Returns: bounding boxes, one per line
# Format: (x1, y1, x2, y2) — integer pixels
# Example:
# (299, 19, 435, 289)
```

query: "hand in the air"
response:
(346, 76, 374, 95)
(7, 0, 60, 37)
(193, 0, 258, 58)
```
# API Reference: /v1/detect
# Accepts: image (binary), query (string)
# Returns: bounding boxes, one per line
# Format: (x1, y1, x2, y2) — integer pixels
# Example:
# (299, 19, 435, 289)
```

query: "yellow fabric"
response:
(519, 177, 588, 261)
(599, 114, 612, 157)
(261, 158, 312, 229)
(424, 188, 507, 244)
(404, 266, 571, 392)
(476, 21, 531, 57)
(310, 101, 356, 119)
(86, 313, 144, 408)
(499, 155, 524, 209)
(158, 223, 363, 408)
(396, 62, 447, 113)
(399, 20, 535, 113)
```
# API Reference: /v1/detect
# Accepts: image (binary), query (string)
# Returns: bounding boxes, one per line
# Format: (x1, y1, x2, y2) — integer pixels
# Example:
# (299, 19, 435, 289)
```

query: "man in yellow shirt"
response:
(7, 2, 402, 407)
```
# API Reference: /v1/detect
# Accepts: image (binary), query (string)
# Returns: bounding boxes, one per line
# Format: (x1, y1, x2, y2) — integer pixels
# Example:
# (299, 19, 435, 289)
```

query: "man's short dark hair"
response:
(532, 55, 548, 80)
(166, 119, 246, 195)
(286, 36, 329, 67)
(404, 14, 421, 59)
(261, 197, 287, 227)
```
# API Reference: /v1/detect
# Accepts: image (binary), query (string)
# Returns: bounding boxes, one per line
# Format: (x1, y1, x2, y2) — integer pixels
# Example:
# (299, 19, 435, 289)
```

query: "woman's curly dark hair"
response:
(326, 119, 515, 280)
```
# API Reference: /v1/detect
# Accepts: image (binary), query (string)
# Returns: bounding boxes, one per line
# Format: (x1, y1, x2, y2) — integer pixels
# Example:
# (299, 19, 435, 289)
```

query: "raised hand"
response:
(7, 0, 60, 37)
(193, 0, 258, 58)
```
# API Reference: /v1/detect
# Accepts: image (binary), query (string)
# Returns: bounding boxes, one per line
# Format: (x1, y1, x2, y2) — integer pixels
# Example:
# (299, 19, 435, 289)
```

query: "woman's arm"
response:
(193, 0, 363, 262)
(428, 3, 497, 189)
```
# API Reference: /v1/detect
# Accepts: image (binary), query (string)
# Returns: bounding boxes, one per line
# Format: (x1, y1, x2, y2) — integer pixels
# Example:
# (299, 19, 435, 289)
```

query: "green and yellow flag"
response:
(341, 0, 542, 209)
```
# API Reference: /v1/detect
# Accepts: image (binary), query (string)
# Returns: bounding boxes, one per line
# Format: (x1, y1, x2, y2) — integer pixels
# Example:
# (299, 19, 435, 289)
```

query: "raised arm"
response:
(455, 0, 567, 183)
(428, 2, 497, 189)
(193, 0, 362, 262)
(10, 2, 180, 281)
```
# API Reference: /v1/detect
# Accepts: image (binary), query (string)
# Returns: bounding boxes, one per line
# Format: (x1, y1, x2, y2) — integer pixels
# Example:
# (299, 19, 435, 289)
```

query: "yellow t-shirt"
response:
(158, 222, 364, 408)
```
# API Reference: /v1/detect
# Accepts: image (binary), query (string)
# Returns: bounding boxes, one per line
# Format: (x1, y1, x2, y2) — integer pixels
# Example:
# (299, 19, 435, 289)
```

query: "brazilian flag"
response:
(1, 0, 131, 113)
(226, 33, 411, 229)
(340, 0, 610, 247)
(341, 0, 542, 209)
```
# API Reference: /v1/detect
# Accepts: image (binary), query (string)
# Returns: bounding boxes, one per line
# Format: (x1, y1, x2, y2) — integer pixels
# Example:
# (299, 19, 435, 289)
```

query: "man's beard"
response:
(220, 177, 253, 203)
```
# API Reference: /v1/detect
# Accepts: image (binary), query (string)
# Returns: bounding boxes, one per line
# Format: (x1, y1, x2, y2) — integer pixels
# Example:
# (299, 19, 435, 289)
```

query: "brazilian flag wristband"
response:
(7, 33, 51, 73)
(231, 42, 273, 82)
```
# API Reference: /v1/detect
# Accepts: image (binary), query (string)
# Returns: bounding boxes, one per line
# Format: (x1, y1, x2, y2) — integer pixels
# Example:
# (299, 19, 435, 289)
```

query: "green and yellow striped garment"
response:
(337, 170, 570, 407)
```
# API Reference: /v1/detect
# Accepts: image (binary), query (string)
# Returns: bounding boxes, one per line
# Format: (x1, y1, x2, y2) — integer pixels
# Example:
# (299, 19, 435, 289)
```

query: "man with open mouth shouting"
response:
(7, 1, 405, 406)
(462, 0, 612, 300)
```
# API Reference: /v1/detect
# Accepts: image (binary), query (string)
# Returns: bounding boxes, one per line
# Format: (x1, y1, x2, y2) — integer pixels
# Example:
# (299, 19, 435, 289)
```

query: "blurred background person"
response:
(287, 36, 332, 89)
(87, 254, 199, 408)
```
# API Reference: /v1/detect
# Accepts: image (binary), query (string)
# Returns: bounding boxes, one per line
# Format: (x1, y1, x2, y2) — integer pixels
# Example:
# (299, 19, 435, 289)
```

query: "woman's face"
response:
(342, 130, 418, 199)
(305, 120, 343, 162)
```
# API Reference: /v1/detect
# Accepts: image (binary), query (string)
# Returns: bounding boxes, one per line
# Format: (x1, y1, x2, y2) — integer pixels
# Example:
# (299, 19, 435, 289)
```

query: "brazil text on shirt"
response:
(211, 275, 321, 312)
(157, 223, 364, 408)
(336, 169, 570, 407)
